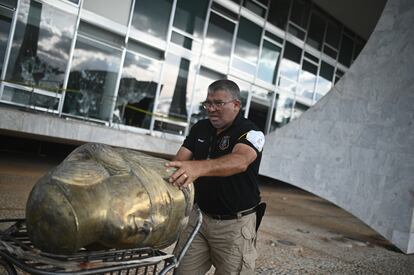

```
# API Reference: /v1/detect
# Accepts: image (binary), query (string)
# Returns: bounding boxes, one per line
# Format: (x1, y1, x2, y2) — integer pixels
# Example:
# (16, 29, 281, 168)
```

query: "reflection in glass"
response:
(83, 0, 132, 25)
(287, 24, 305, 40)
(248, 86, 273, 133)
(315, 61, 333, 101)
(204, 12, 235, 64)
(2, 86, 59, 110)
(232, 56, 256, 75)
(114, 52, 161, 129)
(280, 42, 301, 78)
(339, 33, 354, 67)
(154, 53, 194, 135)
(190, 66, 225, 125)
(335, 69, 344, 84)
(278, 42, 301, 92)
(131, 0, 172, 40)
(5, 0, 76, 91)
(156, 53, 195, 123)
(0, 7, 12, 76)
(234, 17, 261, 65)
(211, 2, 238, 21)
(323, 45, 337, 60)
(0, 0, 17, 8)
(292, 101, 308, 120)
(325, 20, 341, 49)
(273, 93, 293, 128)
(290, 0, 310, 29)
(243, 0, 266, 17)
(268, 0, 290, 30)
(257, 40, 281, 84)
(298, 60, 317, 100)
(307, 12, 325, 50)
(171, 31, 202, 52)
(229, 77, 250, 115)
(353, 40, 364, 62)
(63, 36, 122, 121)
(173, 0, 209, 38)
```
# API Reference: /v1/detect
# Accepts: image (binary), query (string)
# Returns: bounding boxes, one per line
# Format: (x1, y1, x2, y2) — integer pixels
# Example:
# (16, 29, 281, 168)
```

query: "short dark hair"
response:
(208, 79, 241, 101)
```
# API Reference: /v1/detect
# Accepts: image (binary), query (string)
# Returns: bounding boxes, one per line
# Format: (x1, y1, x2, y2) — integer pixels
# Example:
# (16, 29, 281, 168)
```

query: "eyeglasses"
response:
(201, 99, 235, 110)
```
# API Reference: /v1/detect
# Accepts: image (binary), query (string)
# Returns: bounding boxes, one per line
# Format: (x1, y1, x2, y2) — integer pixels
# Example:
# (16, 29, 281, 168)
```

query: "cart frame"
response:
(0, 210, 202, 275)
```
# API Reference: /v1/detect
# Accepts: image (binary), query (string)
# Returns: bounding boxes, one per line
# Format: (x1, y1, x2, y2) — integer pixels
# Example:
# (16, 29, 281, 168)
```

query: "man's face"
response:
(204, 89, 241, 131)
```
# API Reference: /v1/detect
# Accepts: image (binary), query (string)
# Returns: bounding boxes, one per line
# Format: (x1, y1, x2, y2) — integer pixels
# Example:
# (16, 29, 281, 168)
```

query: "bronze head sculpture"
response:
(25, 143, 193, 254)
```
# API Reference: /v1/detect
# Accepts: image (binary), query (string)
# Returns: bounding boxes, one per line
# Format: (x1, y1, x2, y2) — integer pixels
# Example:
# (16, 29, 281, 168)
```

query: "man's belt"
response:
(204, 207, 257, 220)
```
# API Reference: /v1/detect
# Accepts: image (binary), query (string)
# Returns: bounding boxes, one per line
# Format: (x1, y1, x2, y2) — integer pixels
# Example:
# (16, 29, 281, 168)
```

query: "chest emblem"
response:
(219, 136, 230, 150)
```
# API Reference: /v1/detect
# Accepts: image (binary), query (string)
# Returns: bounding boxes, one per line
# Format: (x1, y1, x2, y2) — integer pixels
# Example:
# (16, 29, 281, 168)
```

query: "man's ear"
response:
(234, 100, 242, 110)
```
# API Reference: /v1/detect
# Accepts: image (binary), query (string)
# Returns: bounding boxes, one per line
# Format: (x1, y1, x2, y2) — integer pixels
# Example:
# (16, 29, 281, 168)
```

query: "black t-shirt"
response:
(182, 112, 264, 215)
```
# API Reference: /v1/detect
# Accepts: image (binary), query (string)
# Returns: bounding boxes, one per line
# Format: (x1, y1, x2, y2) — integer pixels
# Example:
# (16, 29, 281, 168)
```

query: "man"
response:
(166, 79, 265, 274)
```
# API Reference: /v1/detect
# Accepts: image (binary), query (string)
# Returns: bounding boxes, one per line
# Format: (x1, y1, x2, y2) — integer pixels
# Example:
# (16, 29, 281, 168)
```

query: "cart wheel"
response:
(0, 258, 16, 275)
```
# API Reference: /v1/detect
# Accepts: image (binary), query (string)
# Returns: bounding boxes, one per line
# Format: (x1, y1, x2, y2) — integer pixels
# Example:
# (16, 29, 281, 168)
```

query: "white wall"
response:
(260, 0, 414, 254)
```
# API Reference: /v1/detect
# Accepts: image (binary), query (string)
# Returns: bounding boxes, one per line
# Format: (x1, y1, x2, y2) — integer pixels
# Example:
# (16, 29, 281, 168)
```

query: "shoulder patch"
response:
(246, 130, 265, 152)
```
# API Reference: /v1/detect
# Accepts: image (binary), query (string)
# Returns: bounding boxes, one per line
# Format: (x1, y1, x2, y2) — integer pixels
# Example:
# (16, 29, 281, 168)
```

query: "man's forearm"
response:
(167, 143, 257, 187)
(193, 152, 250, 177)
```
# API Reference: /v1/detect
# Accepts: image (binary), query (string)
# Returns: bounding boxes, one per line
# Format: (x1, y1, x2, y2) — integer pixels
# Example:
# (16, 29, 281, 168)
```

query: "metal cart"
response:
(0, 210, 202, 275)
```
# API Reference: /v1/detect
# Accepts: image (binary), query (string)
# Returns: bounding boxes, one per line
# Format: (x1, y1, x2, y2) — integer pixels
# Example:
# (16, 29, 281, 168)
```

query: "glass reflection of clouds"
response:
(114, 52, 161, 128)
(279, 58, 300, 80)
(63, 35, 122, 121)
(204, 12, 235, 64)
(157, 53, 195, 121)
(173, 0, 209, 38)
(315, 77, 331, 101)
(257, 40, 281, 84)
(6, 0, 76, 89)
(122, 54, 159, 80)
(131, 0, 172, 40)
(275, 94, 293, 123)
(234, 18, 261, 64)
(298, 69, 316, 100)
(71, 47, 120, 73)
(251, 85, 271, 100)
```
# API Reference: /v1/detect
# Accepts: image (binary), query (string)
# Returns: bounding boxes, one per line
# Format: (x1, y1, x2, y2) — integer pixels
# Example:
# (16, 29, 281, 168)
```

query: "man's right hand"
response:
(165, 160, 202, 188)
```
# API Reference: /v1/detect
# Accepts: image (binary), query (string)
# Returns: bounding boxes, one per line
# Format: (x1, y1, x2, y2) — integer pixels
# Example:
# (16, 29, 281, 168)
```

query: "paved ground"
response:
(0, 150, 413, 274)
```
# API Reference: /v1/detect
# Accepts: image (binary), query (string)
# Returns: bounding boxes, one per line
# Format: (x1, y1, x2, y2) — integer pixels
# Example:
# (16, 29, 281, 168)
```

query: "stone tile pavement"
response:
(1, 152, 413, 274)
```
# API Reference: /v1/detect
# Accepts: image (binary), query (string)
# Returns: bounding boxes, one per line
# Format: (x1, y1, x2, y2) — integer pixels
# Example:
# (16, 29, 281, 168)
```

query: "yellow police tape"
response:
(0, 79, 188, 123)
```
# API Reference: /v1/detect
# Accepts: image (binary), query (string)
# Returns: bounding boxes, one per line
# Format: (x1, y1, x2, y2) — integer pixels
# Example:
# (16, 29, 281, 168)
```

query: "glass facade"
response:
(204, 11, 235, 65)
(233, 17, 261, 74)
(114, 46, 161, 129)
(0, 0, 366, 138)
(257, 40, 281, 84)
(173, 0, 209, 39)
(5, 0, 76, 92)
(63, 22, 122, 121)
(131, 0, 173, 40)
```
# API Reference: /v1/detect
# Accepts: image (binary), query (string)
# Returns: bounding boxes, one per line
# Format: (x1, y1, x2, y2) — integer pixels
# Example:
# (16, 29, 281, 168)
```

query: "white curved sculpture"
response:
(260, 0, 414, 254)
